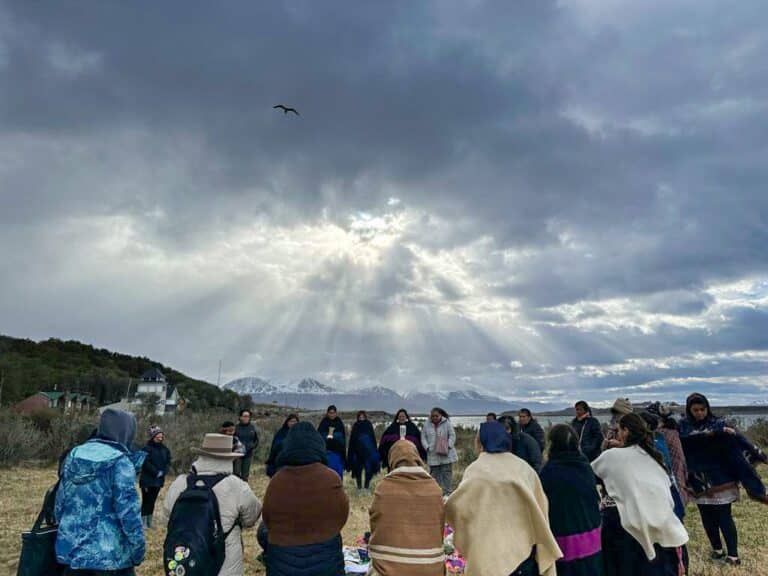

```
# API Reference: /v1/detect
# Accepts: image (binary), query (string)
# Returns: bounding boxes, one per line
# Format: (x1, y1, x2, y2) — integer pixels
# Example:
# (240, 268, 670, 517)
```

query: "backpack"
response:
(164, 473, 238, 576)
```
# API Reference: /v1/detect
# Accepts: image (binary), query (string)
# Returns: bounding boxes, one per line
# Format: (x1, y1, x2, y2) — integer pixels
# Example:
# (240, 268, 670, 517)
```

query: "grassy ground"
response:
(1, 461, 766, 575)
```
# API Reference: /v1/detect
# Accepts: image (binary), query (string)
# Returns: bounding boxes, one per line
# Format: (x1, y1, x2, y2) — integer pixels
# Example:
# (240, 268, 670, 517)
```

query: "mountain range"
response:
(222, 376, 562, 414)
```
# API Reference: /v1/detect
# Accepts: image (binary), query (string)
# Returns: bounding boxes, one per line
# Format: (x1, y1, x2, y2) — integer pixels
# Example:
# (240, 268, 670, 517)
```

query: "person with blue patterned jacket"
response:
(55, 409, 146, 576)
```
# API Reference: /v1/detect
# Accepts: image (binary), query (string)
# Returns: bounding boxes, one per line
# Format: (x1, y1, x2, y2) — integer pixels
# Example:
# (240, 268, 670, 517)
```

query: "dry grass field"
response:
(1, 456, 766, 575)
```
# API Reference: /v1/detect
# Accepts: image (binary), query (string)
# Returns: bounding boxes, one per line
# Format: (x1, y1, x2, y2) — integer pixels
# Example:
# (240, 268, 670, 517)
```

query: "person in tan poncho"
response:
(368, 439, 445, 576)
(446, 421, 562, 576)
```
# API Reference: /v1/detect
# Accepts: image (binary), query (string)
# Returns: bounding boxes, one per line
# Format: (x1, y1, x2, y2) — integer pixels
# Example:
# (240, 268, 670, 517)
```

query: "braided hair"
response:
(619, 413, 667, 472)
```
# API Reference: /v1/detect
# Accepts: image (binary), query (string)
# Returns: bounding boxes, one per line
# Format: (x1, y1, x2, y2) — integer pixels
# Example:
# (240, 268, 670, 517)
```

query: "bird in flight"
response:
(273, 104, 300, 116)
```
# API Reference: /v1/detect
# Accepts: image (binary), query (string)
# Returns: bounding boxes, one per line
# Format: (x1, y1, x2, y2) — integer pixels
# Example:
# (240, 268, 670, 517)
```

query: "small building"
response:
(165, 385, 179, 413)
(133, 368, 181, 415)
(14, 391, 95, 415)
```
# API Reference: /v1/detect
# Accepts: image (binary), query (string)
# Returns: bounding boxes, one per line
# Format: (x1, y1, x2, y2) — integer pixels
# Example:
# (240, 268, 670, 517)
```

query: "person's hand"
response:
(607, 439, 623, 448)
(724, 427, 736, 435)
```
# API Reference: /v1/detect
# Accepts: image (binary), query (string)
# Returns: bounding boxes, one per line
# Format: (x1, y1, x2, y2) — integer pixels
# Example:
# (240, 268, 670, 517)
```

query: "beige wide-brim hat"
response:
(611, 397, 633, 415)
(191, 433, 244, 459)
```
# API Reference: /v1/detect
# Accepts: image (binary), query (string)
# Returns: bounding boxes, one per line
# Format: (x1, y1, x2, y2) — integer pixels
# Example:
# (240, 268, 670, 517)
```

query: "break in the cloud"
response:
(1, 0, 767, 405)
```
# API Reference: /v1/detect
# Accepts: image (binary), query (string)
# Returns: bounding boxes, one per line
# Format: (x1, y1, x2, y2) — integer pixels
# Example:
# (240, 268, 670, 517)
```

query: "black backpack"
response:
(164, 473, 237, 576)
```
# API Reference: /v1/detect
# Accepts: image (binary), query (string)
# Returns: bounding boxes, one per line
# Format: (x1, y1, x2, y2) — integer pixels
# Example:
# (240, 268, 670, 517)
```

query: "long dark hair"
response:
(685, 392, 716, 422)
(575, 400, 591, 414)
(394, 408, 411, 423)
(282, 413, 299, 429)
(619, 413, 666, 471)
(431, 407, 450, 419)
(497, 415, 520, 438)
(548, 424, 579, 456)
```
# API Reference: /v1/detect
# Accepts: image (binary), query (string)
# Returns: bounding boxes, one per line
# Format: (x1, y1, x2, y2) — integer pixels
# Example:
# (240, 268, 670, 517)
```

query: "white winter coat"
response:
(164, 456, 262, 576)
(421, 417, 458, 466)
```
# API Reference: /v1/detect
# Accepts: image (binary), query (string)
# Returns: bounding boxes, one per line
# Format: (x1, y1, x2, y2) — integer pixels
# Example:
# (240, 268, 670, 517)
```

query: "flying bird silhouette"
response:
(273, 104, 300, 116)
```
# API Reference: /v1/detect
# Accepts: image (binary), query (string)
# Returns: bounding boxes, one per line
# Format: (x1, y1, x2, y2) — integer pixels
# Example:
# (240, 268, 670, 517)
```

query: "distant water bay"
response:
(441, 412, 768, 430)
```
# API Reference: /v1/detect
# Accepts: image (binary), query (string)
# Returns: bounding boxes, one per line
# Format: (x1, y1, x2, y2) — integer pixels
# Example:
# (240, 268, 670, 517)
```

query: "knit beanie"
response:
(149, 425, 163, 439)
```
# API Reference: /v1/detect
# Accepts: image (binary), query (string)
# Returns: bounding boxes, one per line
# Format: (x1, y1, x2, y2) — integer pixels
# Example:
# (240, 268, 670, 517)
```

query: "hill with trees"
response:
(0, 334, 250, 411)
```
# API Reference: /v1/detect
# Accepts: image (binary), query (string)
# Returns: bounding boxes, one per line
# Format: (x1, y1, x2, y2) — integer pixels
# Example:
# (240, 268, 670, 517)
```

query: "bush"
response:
(42, 414, 98, 463)
(0, 411, 41, 466)
(135, 411, 288, 475)
(27, 408, 62, 432)
(0, 408, 293, 471)
(746, 419, 768, 448)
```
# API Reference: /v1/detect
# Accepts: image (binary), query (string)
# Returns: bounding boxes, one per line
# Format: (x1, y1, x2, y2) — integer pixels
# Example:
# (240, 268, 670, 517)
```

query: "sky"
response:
(1, 1, 767, 406)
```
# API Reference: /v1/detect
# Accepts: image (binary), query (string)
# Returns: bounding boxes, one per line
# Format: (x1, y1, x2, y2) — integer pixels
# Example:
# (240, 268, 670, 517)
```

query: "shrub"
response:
(746, 419, 768, 448)
(42, 414, 98, 463)
(134, 411, 288, 475)
(27, 408, 62, 432)
(0, 411, 41, 466)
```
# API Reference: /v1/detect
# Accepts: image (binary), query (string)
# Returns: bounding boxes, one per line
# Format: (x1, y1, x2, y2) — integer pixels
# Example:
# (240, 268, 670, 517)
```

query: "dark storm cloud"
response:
(1, 0, 768, 401)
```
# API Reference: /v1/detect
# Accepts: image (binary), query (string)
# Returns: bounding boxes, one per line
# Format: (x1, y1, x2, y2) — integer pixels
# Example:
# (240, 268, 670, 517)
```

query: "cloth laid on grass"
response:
(343, 546, 370, 574)
(446, 449, 562, 576)
(368, 440, 445, 576)
(443, 525, 466, 574)
(591, 445, 688, 560)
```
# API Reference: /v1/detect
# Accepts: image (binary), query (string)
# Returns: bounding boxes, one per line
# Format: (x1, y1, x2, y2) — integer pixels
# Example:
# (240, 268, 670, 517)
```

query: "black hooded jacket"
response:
(571, 402, 603, 462)
(276, 421, 328, 469)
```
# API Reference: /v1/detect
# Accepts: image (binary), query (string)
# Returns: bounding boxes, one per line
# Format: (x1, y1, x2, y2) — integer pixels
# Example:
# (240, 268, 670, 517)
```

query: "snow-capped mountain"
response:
(296, 378, 336, 394)
(223, 377, 337, 395)
(223, 377, 552, 413)
(222, 377, 279, 395)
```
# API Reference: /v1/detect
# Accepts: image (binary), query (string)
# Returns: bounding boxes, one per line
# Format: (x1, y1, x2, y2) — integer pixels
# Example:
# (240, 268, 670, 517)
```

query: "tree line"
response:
(0, 335, 250, 411)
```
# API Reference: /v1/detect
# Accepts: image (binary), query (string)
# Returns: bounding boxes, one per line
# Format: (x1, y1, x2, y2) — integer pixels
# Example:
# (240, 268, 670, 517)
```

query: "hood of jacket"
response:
(389, 439, 426, 470)
(480, 422, 512, 453)
(67, 439, 146, 486)
(276, 421, 328, 467)
(97, 408, 137, 449)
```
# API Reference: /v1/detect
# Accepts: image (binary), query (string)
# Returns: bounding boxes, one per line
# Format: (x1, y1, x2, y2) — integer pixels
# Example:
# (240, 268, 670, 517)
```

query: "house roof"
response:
(140, 367, 166, 382)
(165, 385, 177, 400)
(41, 391, 65, 401)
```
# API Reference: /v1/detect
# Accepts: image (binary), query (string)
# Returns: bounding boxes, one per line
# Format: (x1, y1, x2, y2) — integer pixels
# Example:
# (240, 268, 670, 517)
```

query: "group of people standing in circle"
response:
(257, 395, 767, 576)
(46, 391, 766, 576)
(265, 405, 459, 496)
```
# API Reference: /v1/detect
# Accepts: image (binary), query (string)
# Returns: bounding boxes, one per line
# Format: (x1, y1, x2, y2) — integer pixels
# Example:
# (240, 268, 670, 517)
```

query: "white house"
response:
(135, 368, 180, 415)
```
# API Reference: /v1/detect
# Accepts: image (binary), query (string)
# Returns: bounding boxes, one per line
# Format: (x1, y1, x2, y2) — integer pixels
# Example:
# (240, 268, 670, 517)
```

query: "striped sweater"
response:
(368, 465, 445, 576)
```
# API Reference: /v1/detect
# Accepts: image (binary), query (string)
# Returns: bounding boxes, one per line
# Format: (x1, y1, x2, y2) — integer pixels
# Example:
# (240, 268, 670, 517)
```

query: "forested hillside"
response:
(0, 335, 249, 410)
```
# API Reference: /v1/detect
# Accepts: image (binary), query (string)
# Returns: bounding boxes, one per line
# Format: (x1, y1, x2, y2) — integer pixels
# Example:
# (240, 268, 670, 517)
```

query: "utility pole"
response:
(0, 369, 4, 407)
(217, 360, 223, 388)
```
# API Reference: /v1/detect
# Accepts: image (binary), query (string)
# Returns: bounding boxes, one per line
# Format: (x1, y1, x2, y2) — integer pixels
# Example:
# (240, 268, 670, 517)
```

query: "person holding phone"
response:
(378, 409, 427, 471)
